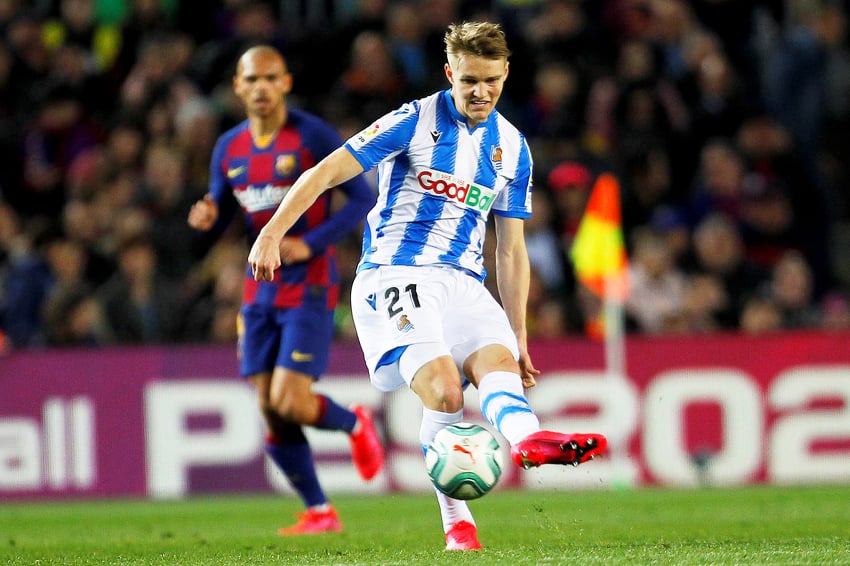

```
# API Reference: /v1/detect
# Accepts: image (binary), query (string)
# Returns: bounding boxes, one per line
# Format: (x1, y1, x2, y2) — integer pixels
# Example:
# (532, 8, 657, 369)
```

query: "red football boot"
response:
(445, 520, 482, 551)
(278, 506, 342, 535)
(349, 405, 385, 480)
(510, 431, 607, 469)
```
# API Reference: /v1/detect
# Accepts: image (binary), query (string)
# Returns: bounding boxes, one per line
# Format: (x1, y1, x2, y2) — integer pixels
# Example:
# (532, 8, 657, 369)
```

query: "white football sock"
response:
(477, 371, 540, 445)
(420, 407, 474, 531)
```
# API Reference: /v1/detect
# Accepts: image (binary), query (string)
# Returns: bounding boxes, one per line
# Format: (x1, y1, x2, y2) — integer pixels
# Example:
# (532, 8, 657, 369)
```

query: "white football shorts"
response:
(350, 264, 520, 392)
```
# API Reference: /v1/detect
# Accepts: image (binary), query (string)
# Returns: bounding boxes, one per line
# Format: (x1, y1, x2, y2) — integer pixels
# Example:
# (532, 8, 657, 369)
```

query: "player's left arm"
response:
(494, 214, 540, 388)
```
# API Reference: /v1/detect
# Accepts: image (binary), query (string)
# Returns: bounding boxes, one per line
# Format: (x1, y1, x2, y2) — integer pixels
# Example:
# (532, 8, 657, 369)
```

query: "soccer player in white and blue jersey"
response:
(249, 22, 607, 551)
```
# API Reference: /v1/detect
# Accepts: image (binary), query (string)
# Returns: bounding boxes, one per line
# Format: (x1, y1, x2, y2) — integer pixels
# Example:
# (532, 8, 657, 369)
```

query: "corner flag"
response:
(569, 172, 629, 303)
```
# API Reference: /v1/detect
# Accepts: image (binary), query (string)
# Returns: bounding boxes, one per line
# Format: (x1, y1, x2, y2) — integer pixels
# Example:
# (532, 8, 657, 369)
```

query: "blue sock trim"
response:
(481, 391, 528, 423)
(315, 395, 357, 432)
(493, 404, 534, 430)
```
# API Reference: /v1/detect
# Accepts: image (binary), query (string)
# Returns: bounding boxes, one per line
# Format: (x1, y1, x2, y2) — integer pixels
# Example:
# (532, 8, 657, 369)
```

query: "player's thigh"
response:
(275, 305, 334, 378)
(445, 276, 520, 370)
(238, 304, 333, 379)
(238, 305, 281, 378)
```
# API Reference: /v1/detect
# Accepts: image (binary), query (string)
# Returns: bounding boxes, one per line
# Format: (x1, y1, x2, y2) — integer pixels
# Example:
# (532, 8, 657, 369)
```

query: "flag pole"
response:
(603, 273, 625, 380)
(604, 271, 632, 490)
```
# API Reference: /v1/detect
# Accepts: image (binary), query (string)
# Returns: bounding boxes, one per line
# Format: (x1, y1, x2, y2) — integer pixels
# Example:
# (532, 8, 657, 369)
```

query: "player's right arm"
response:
(188, 194, 218, 231)
(249, 146, 364, 282)
(188, 136, 231, 233)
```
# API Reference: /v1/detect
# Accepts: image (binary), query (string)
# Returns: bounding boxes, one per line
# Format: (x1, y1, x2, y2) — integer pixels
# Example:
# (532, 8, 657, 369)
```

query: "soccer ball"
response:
(425, 422, 504, 500)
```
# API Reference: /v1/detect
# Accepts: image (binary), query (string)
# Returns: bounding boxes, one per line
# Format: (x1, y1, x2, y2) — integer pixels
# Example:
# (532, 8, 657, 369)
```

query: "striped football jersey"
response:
(344, 90, 533, 281)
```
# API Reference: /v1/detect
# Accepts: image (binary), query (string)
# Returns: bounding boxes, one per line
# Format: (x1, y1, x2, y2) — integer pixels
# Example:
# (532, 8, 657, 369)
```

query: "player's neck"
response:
(249, 107, 287, 145)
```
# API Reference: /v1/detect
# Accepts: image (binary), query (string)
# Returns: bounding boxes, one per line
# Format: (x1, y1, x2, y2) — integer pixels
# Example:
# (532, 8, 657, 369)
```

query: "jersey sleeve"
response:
(205, 134, 239, 237)
(492, 133, 533, 219)
(343, 101, 420, 172)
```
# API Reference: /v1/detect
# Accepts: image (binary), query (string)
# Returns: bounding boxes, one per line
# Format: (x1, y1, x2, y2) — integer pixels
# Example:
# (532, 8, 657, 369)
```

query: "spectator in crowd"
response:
(768, 250, 820, 330)
(620, 141, 675, 237)
(625, 226, 686, 334)
(525, 189, 569, 295)
(42, 282, 112, 346)
(20, 82, 103, 217)
(136, 141, 205, 280)
(685, 213, 769, 329)
(97, 231, 183, 344)
(686, 138, 749, 226)
(762, 2, 846, 171)
(323, 30, 407, 126)
(547, 159, 592, 250)
(739, 293, 783, 334)
(820, 290, 850, 331)
(735, 113, 832, 294)
(0, 220, 57, 347)
(648, 205, 690, 266)
(679, 272, 725, 334)
(385, 1, 430, 94)
(180, 238, 244, 343)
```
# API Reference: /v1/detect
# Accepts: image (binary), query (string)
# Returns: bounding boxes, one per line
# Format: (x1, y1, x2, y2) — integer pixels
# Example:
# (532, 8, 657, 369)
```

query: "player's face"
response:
(233, 53, 292, 118)
(445, 54, 509, 128)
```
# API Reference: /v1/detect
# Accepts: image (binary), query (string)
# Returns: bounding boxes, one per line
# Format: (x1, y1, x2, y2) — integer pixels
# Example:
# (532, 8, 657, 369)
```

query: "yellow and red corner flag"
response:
(569, 172, 629, 304)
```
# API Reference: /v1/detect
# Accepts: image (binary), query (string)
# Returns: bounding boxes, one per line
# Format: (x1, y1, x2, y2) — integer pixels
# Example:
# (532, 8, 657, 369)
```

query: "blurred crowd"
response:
(1, 0, 850, 352)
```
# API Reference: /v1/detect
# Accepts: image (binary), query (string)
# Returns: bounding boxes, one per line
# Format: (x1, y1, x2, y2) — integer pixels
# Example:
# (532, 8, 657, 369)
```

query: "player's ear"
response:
(282, 71, 293, 94)
(444, 62, 453, 84)
(504, 61, 510, 81)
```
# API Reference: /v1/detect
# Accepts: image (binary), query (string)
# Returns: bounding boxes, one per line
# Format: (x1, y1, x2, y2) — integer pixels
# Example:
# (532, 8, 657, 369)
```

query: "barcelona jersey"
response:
(209, 108, 374, 311)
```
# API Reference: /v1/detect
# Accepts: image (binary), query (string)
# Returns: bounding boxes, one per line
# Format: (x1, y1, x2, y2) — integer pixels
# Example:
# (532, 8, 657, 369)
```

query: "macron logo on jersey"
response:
(234, 183, 291, 213)
(417, 168, 496, 213)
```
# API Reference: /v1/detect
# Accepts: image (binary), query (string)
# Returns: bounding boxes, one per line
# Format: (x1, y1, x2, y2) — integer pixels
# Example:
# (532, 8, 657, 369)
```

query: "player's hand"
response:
(248, 234, 282, 281)
(518, 348, 540, 389)
(187, 194, 218, 230)
(279, 237, 312, 265)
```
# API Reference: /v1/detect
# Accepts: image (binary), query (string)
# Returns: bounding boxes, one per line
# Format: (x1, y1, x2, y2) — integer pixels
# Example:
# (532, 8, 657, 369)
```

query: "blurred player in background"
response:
(247, 23, 607, 550)
(188, 45, 381, 535)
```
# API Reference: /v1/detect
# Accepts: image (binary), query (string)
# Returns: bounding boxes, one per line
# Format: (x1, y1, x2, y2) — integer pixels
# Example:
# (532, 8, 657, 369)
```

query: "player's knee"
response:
(270, 389, 311, 423)
(464, 344, 518, 382)
(417, 377, 465, 412)
(257, 396, 275, 416)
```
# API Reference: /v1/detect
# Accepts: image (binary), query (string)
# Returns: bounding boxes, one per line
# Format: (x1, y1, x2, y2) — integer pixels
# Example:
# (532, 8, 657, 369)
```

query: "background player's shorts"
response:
(237, 303, 333, 379)
(350, 265, 520, 391)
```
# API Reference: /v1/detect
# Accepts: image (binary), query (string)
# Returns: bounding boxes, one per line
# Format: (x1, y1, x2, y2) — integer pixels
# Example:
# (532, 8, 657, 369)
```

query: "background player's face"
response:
(233, 52, 292, 119)
(445, 54, 509, 127)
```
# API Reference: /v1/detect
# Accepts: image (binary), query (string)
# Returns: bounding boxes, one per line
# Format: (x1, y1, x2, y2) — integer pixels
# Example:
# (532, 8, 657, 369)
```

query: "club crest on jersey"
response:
(397, 314, 414, 333)
(491, 146, 503, 170)
(417, 168, 496, 213)
(275, 154, 297, 177)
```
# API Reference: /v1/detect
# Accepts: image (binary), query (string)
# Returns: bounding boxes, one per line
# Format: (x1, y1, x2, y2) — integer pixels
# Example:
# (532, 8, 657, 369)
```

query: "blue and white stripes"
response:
(345, 89, 533, 280)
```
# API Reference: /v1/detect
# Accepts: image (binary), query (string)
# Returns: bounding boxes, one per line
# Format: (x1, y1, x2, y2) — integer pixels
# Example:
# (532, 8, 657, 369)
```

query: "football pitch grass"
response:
(2, 485, 848, 565)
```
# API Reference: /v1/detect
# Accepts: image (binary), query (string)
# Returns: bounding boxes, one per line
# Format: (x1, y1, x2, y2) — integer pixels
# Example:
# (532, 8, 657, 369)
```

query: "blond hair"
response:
(444, 21, 511, 60)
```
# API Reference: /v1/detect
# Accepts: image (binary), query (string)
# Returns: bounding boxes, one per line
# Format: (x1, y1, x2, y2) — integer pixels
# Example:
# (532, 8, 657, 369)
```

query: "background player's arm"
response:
(494, 214, 540, 388)
(249, 146, 365, 281)
(188, 194, 219, 231)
